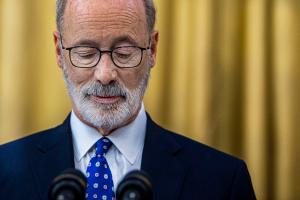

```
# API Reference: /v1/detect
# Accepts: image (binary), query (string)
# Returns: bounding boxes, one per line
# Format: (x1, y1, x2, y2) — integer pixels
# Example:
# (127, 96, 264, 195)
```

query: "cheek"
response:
(118, 66, 148, 90)
(64, 65, 94, 86)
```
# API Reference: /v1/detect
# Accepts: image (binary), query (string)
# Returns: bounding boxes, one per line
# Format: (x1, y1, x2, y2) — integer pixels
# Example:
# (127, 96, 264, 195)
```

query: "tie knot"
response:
(95, 137, 112, 156)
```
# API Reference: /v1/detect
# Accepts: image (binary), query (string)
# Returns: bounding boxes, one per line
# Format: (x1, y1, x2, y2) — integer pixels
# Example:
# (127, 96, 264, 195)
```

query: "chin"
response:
(76, 98, 138, 131)
(92, 97, 125, 111)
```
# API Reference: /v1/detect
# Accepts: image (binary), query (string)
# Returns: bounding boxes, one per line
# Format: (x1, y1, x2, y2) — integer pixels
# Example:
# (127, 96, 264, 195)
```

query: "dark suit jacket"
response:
(0, 114, 256, 200)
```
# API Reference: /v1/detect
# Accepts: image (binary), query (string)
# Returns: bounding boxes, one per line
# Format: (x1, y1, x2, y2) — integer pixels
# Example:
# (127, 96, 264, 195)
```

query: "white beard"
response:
(63, 67, 150, 132)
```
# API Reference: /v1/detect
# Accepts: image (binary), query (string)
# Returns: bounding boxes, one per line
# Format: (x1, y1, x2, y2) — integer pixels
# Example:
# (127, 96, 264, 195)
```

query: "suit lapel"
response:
(141, 115, 188, 200)
(30, 116, 75, 200)
(28, 114, 188, 199)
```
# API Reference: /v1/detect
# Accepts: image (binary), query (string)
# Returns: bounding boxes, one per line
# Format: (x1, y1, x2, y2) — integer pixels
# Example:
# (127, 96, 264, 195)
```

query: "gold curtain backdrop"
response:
(0, 0, 299, 199)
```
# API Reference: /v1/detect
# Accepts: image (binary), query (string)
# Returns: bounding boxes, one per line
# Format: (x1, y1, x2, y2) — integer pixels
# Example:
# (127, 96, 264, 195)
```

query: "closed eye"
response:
(114, 52, 132, 59)
(71, 47, 99, 59)
(76, 52, 97, 59)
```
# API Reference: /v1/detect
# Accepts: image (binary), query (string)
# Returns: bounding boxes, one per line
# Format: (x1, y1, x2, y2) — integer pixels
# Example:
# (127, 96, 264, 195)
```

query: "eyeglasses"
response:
(60, 37, 150, 69)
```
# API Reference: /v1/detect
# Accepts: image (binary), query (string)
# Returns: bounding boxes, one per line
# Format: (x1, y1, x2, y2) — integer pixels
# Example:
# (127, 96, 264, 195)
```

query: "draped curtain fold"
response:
(1, 0, 299, 199)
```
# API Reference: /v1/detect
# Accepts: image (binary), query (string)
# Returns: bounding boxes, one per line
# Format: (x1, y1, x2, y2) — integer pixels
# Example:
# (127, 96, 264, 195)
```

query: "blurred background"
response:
(1, 0, 300, 199)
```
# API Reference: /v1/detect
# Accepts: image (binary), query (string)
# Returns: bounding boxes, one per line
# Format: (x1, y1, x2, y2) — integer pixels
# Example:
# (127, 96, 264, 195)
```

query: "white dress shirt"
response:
(70, 104, 147, 189)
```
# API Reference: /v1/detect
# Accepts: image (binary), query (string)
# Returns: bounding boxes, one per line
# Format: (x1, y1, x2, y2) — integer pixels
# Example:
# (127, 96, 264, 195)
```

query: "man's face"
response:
(54, 0, 158, 135)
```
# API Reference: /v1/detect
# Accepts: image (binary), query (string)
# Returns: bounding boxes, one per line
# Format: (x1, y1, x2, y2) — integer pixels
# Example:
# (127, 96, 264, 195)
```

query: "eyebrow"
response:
(72, 39, 100, 47)
(72, 35, 141, 48)
(111, 35, 139, 47)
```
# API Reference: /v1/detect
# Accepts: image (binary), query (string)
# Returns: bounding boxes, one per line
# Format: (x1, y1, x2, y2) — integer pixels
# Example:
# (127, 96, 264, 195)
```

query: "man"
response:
(0, 0, 256, 199)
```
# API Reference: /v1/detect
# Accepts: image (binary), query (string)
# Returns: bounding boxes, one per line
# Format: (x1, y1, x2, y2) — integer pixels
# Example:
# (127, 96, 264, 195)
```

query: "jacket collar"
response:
(31, 115, 74, 200)
(31, 113, 188, 200)
(141, 114, 188, 200)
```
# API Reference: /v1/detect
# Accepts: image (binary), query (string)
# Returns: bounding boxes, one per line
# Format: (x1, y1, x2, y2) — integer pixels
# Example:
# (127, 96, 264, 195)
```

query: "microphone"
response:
(48, 169, 87, 200)
(116, 170, 153, 200)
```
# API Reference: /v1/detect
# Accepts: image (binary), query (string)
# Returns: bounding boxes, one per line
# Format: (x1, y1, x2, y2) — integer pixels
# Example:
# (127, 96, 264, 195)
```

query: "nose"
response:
(94, 53, 117, 85)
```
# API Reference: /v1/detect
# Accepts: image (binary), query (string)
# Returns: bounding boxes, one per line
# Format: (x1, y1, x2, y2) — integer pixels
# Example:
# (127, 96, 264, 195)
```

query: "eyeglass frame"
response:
(59, 34, 151, 69)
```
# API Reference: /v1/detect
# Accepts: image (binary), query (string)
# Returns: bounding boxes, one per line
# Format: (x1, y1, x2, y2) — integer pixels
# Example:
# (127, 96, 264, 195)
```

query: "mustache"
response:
(81, 81, 127, 97)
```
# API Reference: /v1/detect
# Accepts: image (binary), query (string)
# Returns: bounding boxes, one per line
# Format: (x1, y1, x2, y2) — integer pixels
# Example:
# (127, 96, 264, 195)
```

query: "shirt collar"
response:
(71, 104, 147, 165)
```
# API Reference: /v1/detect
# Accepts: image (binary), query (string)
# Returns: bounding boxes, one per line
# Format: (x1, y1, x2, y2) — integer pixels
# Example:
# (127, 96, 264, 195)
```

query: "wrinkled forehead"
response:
(67, 0, 145, 14)
(62, 0, 148, 44)
(63, 0, 147, 31)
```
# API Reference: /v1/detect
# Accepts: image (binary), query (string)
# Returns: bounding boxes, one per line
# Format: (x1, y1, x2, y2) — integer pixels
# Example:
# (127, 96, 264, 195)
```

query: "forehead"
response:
(63, 0, 148, 44)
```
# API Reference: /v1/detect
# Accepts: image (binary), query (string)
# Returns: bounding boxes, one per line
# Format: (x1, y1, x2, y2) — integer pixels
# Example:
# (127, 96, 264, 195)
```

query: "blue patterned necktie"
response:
(86, 137, 115, 200)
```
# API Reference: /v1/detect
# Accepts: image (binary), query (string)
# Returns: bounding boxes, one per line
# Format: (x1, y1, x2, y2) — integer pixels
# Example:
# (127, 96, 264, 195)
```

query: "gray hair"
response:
(56, 0, 156, 34)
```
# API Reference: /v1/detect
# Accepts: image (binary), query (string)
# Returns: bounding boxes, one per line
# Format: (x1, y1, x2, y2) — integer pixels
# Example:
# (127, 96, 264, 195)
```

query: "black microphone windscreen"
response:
(116, 170, 153, 200)
(48, 168, 87, 200)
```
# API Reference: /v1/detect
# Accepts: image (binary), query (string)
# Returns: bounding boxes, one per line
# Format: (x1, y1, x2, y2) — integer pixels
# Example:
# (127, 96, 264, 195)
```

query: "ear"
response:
(148, 31, 159, 68)
(53, 31, 64, 69)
